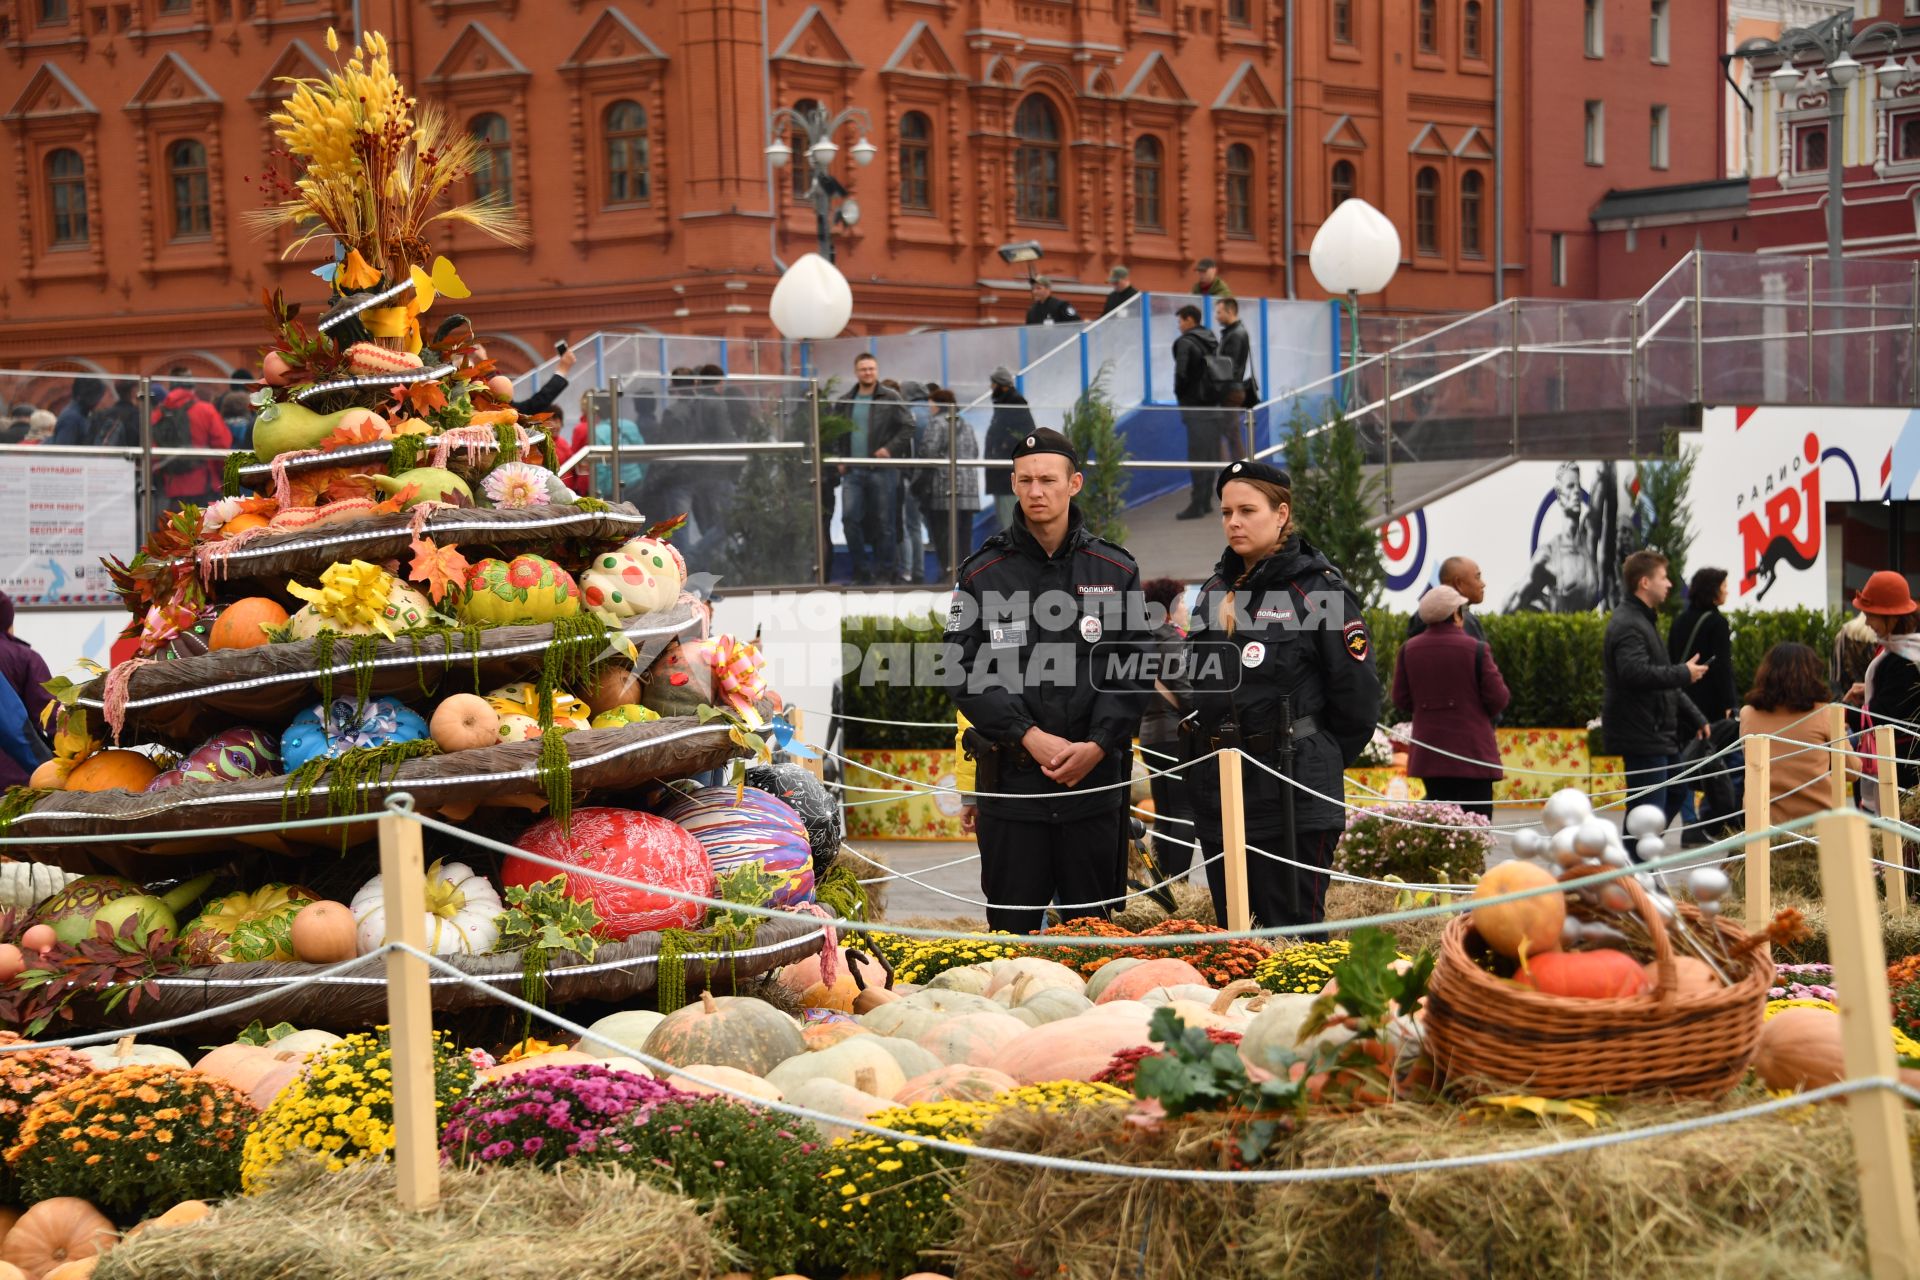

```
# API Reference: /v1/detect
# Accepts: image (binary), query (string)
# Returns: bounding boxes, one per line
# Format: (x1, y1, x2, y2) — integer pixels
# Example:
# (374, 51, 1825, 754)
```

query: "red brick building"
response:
(0, 0, 1725, 380)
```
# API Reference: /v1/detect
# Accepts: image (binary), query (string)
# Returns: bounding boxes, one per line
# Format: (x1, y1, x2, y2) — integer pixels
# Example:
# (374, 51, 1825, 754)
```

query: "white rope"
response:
(823, 743, 1210, 799)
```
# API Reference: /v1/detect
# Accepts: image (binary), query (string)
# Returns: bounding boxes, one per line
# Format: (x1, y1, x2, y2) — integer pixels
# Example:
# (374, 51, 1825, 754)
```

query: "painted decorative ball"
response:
(746, 762, 841, 870)
(280, 696, 431, 774)
(639, 638, 716, 719)
(590, 703, 661, 730)
(657, 785, 816, 909)
(484, 681, 591, 742)
(146, 727, 282, 791)
(579, 536, 687, 624)
(505, 806, 713, 939)
(285, 582, 435, 641)
(458, 555, 582, 627)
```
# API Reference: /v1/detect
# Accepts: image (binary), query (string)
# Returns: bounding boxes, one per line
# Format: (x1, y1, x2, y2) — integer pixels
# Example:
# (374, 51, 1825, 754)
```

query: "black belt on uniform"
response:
(1197, 714, 1320, 756)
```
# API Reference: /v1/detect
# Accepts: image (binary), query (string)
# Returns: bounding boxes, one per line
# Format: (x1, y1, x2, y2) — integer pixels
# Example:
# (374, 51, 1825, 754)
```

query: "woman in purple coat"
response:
(1391, 585, 1510, 820)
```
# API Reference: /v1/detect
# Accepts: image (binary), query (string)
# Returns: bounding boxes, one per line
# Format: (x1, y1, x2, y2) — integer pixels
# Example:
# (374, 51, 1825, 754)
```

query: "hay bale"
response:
(95, 1158, 734, 1280)
(947, 1092, 1917, 1279)
(1323, 882, 1449, 956)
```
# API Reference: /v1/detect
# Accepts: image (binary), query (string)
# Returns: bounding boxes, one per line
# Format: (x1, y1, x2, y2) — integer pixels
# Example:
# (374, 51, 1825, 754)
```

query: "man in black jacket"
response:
(833, 353, 915, 584)
(1603, 549, 1709, 843)
(1172, 305, 1229, 520)
(982, 367, 1035, 535)
(942, 427, 1147, 932)
(1024, 277, 1080, 326)
(470, 343, 577, 418)
(1217, 297, 1258, 408)
(1101, 266, 1139, 317)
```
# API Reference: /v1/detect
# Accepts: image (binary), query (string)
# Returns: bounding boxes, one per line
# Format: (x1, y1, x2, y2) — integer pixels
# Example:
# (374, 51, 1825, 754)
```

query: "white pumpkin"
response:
(925, 965, 995, 997)
(80, 1038, 191, 1071)
(580, 1010, 667, 1060)
(783, 1075, 892, 1139)
(1237, 993, 1355, 1074)
(664, 1063, 784, 1102)
(579, 537, 685, 624)
(1084, 958, 1146, 1003)
(1014, 988, 1093, 1025)
(985, 957, 1084, 999)
(269, 1028, 343, 1060)
(766, 1036, 907, 1100)
(916, 1011, 1029, 1067)
(861, 1034, 943, 1081)
(352, 859, 503, 957)
(858, 989, 1003, 1041)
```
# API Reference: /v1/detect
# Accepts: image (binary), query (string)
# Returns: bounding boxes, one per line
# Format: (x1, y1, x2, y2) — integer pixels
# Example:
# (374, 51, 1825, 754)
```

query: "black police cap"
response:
(1215, 458, 1292, 496)
(1010, 427, 1080, 469)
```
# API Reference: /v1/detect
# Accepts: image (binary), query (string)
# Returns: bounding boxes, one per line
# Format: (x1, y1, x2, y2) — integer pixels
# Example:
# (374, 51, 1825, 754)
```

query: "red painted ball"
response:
(505, 806, 713, 939)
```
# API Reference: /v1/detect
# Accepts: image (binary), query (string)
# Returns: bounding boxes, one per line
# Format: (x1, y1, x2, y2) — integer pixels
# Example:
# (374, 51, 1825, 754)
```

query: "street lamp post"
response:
(1309, 198, 1402, 512)
(765, 104, 879, 264)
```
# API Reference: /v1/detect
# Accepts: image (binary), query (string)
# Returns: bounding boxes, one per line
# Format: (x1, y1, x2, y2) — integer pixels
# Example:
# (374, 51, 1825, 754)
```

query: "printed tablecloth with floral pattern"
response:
(844, 749, 969, 840)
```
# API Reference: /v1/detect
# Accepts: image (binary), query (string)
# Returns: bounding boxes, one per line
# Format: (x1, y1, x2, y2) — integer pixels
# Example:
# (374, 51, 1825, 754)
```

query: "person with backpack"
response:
(50, 377, 105, 447)
(1217, 297, 1259, 409)
(1172, 305, 1234, 520)
(151, 368, 232, 512)
(86, 380, 142, 449)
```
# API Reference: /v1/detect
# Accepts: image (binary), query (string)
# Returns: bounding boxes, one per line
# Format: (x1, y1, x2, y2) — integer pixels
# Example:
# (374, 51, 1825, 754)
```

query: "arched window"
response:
(46, 148, 87, 245)
(1133, 135, 1164, 230)
(1417, 0, 1437, 52)
(1330, 158, 1355, 209)
(1013, 95, 1063, 224)
(1464, 0, 1484, 59)
(167, 138, 210, 240)
(789, 98, 818, 199)
(604, 100, 651, 206)
(899, 111, 933, 212)
(1460, 170, 1484, 258)
(1224, 143, 1254, 239)
(1414, 166, 1440, 256)
(470, 113, 511, 205)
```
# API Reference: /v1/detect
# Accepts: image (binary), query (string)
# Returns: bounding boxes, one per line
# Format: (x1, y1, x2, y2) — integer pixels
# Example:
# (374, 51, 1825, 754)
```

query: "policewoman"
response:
(942, 427, 1147, 934)
(1183, 460, 1381, 927)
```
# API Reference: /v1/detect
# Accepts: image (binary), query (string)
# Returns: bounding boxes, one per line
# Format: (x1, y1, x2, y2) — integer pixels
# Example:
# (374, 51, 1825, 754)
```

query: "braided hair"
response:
(1216, 476, 1294, 636)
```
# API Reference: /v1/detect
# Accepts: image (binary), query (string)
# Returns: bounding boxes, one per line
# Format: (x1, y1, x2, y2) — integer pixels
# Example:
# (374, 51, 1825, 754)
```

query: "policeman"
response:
(1183, 459, 1381, 927)
(942, 427, 1147, 934)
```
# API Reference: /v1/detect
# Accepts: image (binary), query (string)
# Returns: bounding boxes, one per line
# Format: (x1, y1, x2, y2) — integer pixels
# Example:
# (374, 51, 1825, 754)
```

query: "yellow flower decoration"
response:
(287, 560, 400, 638)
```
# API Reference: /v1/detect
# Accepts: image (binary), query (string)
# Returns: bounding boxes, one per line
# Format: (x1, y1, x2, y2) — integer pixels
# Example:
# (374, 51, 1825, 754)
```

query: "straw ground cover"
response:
(93, 1158, 733, 1280)
(946, 1092, 1918, 1280)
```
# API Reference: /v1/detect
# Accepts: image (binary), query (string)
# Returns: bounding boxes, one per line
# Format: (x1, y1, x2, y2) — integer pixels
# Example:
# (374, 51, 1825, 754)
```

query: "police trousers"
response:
(976, 802, 1128, 935)
(1194, 819, 1338, 930)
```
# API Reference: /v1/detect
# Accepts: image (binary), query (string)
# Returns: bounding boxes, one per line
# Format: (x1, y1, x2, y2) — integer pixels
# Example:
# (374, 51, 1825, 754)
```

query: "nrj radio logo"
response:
(1737, 430, 1823, 601)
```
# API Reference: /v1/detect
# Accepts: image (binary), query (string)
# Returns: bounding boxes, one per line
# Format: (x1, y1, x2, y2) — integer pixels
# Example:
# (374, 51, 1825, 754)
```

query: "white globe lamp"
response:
(1309, 198, 1402, 297)
(768, 253, 854, 340)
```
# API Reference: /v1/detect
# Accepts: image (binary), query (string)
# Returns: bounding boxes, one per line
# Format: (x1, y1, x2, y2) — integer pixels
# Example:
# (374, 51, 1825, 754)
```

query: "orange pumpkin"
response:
(192, 1043, 282, 1096)
(0, 1207, 18, 1248)
(26, 760, 69, 790)
(64, 750, 159, 794)
(1517, 949, 1648, 999)
(1469, 862, 1565, 960)
(1094, 959, 1207, 1005)
(43, 1260, 96, 1280)
(219, 513, 272, 537)
(1754, 1006, 1846, 1092)
(209, 598, 289, 651)
(0, 1261, 22, 1280)
(0, 1198, 114, 1280)
(289, 900, 356, 964)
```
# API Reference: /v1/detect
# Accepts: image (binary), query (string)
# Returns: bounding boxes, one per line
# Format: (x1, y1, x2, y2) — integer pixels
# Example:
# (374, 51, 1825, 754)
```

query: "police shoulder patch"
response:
(1342, 617, 1370, 662)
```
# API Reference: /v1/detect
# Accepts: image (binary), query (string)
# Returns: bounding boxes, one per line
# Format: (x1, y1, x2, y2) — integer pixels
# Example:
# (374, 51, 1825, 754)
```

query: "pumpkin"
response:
(145, 728, 281, 792)
(585, 664, 644, 716)
(77, 1038, 189, 1071)
(289, 900, 357, 964)
(1237, 994, 1340, 1073)
(580, 545, 680, 625)
(801, 972, 858, 1013)
(803, 1021, 871, 1051)
(483, 682, 591, 741)
(663, 1064, 783, 1102)
(853, 987, 899, 1016)
(766, 1036, 907, 1100)
(64, 750, 159, 794)
(1755, 1006, 1846, 1092)
(989, 1007, 1159, 1084)
(924, 966, 994, 997)
(985, 957, 1084, 999)
(269, 1029, 343, 1060)
(220, 513, 271, 536)
(247, 1061, 305, 1111)
(1, 1199, 114, 1280)
(506, 808, 711, 939)
(1007, 987, 1091, 1025)
(284, 582, 434, 641)
(0, 1206, 19, 1247)
(643, 992, 806, 1076)
(1094, 959, 1208, 1005)
(279, 696, 430, 772)
(777, 948, 888, 1001)
(429, 694, 500, 753)
(151, 1201, 211, 1231)
(1470, 862, 1566, 960)
(578, 1010, 667, 1059)
(1644, 955, 1723, 999)
(43, 1261, 96, 1280)
(916, 1011, 1029, 1067)
(180, 884, 317, 966)
(352, 860, 501, 957)
(783, 1074, 892, 1137)
(862, 1035, 943, 1081)
(859, 990, 1003, 1042)
(589, 704, 658, 730)
(459, 555, 582, 626)
(895, 1064, 1019, 1105)
(208, 598, 289, 651)
(27, 760, 70, 790)
(1518, 949, 1648, 999)
(193, 1043, 283, 1095)
(0, 1261, 18, 1280)
(0, 945, 22, 983)
(1083, 957, 1146, 1003)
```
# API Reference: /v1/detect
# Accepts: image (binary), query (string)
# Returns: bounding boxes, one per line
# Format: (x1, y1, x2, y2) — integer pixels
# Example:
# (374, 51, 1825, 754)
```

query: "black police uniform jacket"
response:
(1185, 536, 1382, 834)
(942, 506, 1147, 822)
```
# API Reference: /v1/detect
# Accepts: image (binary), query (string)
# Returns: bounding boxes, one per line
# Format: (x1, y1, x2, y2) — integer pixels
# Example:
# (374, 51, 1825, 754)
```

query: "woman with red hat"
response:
(1856, 570, 1920, 790)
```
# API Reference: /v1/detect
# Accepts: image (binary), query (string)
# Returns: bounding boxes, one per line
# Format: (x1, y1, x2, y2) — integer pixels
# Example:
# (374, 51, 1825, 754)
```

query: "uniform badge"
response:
(1079, 614, 1103, 642)
(1343, 619, 1370, 662)
(1240, 641, 1265, 667)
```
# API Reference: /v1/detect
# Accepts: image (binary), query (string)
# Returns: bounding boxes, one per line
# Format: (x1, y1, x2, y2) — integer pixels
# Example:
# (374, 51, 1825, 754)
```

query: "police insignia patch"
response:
(1342, 619, 1370, 661)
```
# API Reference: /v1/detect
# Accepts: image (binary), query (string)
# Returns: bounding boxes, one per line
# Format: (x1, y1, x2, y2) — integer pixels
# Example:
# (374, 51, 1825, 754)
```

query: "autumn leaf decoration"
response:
(408, 536, 470, 605)
(318, 414, 393, 452)
(391, 379, 449, 418)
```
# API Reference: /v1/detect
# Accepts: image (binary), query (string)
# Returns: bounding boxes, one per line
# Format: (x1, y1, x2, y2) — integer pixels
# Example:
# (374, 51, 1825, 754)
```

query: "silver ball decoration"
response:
(1542, 788, 1594, 835)
(1509, 828, 1548, 860)
(1636, 835, 1666, 864)
(1599, 844, 1631, 869)
(1625, 804, 1669, 840)
(1560, 917, 1586, 947)
(1574, 818, 1614, 858)
(1686, 866, 1731, 905)
(1549, 826, 1581, 865)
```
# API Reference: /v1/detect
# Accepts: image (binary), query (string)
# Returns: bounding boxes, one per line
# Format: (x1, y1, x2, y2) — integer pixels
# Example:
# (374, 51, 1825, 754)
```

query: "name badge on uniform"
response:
(1079, 614, 1103, 642)
(990, 622, 1027, 650)
(1240, 641, 1266, 668)
(1255, 606, 1293, 623)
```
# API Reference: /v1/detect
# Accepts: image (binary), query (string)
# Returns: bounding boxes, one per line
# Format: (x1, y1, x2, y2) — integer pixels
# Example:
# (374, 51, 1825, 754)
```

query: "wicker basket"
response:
(1422, 864, 1772, 1099)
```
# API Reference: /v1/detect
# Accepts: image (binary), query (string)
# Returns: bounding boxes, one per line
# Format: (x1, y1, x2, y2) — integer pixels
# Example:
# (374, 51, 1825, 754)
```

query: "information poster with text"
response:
(0, 455, 137, 606)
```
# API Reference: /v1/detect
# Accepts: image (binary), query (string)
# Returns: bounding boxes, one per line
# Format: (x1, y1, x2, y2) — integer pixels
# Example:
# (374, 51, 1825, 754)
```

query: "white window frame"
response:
(1585, 0, 1603, 57)
(1650, 0, 1670, 65)
(1650, 104, 1670, 170)
(1585, 100, 1606, 165)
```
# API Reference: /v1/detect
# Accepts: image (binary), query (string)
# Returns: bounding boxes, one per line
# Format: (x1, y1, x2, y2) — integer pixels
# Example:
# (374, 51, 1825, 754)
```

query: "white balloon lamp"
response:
(768, 253, 853, 340)
(1309, 198, 1402, 297)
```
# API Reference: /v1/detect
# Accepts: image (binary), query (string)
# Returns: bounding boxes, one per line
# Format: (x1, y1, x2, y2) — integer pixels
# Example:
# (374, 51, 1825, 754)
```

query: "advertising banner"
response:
(0, 454, 137, 606)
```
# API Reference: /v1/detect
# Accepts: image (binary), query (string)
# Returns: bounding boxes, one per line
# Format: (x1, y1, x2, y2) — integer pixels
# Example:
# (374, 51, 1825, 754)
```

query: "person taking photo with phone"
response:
(1602, 549, 1708, 844)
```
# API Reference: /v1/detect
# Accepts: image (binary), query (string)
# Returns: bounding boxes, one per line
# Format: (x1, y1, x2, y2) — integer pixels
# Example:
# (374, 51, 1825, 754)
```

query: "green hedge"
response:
(1370, 605, 1844, 728)
(841, 614, 955, 750)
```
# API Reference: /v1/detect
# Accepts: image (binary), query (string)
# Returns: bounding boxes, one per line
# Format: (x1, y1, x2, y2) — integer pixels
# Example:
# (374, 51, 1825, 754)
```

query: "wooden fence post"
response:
(1219, 748, 1250, 933)
(1876, 725, 1907, 919)
(1815, 809, 1920, 1279)
(789, 707, 825, 783)
(378, 810, 440, 1212)
(1829, 703, 1851, 810)
(1743, 735, 1771, 934)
